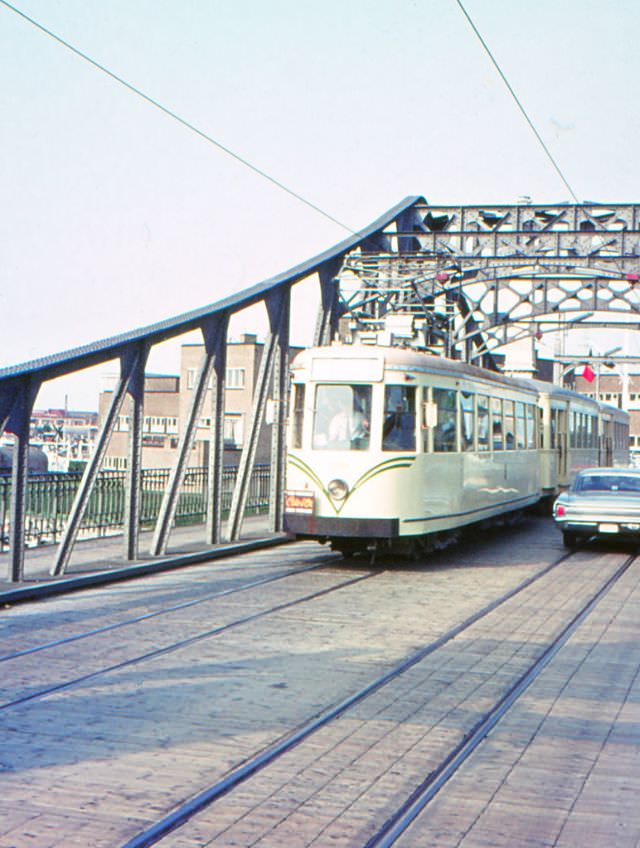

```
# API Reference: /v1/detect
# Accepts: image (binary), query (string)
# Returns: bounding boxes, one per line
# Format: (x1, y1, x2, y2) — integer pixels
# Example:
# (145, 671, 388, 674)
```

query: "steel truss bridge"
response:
(2, 195, 640, 581)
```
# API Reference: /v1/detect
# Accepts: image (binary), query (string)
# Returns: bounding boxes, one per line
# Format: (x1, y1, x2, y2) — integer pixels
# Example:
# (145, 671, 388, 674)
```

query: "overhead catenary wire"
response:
(0, 0, 356, 234)
(455, 0, 581, 204)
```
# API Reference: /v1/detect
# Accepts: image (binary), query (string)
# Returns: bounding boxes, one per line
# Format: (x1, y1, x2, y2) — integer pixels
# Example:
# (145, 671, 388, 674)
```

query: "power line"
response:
(455, 0, 580, 204)
(1, 0, 356, 234)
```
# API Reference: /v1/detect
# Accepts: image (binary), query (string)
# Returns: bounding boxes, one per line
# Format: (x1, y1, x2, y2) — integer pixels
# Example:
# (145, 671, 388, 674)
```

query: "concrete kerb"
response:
(0, 534, 292, 606)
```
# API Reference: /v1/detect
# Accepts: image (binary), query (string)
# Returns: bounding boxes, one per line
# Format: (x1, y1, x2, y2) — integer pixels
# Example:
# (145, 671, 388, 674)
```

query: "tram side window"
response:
(583, 414, 590, 448)
(526, 404, 536, 449)
(313, 384, 372, 451)
(515, 402, 526, 449)
(291, 384, 305, 449)
(382, 385, 416, 451)
(460, 391, 474, 451)
(503, 400, 515, 450)
(433, 388, 457, 452)
(477, 395, 490, 451)
(492, 398, 503, 450)
(550, 408, 557, 449)
(570, 412, 577, 448)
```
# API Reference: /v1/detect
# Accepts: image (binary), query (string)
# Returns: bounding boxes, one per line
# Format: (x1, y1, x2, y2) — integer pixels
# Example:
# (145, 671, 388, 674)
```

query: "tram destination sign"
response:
(284, 490, 315, 514)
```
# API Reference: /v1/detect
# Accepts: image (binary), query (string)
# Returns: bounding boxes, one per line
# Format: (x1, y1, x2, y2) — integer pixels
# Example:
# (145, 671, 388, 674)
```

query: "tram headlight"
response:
(327, 478, 349, 501)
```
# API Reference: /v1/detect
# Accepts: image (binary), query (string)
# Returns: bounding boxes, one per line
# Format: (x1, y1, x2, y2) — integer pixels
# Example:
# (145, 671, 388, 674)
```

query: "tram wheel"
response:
(330, 540, 367, 558)
(562, 530, 579, 550)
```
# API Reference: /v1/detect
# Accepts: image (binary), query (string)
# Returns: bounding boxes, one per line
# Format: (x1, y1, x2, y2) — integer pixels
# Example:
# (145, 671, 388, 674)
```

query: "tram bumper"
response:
(284, 514, 400, 538)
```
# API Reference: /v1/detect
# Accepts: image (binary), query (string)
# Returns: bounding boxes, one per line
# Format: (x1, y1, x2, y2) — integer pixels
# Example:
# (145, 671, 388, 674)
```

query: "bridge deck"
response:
(1, 517, 638, 847)
(0, 515, 275, 599)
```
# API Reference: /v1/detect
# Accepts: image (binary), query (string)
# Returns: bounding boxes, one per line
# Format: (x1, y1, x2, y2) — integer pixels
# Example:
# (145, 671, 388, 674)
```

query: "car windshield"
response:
(575, 474, 640, 494)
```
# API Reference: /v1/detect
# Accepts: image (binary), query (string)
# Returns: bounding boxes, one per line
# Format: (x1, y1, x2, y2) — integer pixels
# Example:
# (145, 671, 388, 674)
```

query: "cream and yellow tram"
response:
(284, 345, 629, 555)
(534, 382, 629, 503)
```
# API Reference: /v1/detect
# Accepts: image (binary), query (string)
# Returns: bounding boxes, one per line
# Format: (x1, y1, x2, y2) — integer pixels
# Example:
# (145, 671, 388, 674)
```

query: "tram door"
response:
(557, 407, 568, 481)
(601, 417, 613, 465)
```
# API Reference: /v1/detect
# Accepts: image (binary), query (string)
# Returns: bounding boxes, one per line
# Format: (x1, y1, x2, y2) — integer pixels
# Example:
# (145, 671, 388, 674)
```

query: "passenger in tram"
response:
(383, 386, 416, 451)
(492, 419, 503, 451)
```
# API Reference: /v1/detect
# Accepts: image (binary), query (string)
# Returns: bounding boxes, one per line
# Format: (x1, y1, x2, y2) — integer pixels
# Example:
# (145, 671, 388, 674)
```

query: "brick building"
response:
(573, 370, 639, 456)
(100, 335, 299, 470)
(100, 375, 180, 470)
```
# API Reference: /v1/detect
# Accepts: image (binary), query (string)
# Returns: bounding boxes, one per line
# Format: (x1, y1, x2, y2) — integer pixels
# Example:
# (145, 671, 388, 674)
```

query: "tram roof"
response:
(293, 344, 539, 394)
(293, 344, 628, 419)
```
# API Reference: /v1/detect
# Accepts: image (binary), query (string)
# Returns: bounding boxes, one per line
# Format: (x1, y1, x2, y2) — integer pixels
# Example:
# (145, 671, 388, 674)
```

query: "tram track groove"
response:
(0, 553, 341, 663)
(0, 569, 379, 712)
(363, 552, 638, 847)
(120, 549, 581, 848)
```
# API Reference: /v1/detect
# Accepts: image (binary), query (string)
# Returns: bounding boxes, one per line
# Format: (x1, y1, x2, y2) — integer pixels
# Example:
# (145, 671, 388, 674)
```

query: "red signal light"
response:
(626, 273, 639, 283)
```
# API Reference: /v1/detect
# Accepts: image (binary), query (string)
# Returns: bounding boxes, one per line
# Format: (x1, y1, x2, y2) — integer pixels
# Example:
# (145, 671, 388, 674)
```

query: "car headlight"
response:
(327, 478, 349, 501)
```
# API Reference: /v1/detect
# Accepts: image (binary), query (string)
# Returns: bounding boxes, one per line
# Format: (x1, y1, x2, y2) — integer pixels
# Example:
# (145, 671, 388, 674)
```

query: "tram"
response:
(283, 344, 629, 556)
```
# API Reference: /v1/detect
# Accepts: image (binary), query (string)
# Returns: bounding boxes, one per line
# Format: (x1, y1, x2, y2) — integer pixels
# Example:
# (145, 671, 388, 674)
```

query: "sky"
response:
(2, 0, 640, 409)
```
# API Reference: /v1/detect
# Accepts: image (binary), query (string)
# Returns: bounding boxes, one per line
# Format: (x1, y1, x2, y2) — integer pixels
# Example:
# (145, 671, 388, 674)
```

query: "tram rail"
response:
(121, 547, 585, 848)
(0, 551, 340, 662)
(0, 565, 378, 712)
(365, 553, 637, 847)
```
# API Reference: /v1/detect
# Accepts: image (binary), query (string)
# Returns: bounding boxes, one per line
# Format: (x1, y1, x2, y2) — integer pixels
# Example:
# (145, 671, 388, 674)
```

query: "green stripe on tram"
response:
(287, 454, 415, 514)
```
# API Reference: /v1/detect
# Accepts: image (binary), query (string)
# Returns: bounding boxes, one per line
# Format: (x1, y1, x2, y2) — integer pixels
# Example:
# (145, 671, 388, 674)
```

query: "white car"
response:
(553, 467, 640, 548)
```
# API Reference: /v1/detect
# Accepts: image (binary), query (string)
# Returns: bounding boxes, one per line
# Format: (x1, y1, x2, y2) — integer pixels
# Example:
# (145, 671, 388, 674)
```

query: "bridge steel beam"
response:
(50, 348, 144, 576)
(313, 259, 344, 347)
(123, 343, 149, 561)
(269, 288, 291, 534)
(150, 314, 228, 556)
(206, 318, 228, 546)
(3, 378, 40, 582)
(227, 290, 285, 542)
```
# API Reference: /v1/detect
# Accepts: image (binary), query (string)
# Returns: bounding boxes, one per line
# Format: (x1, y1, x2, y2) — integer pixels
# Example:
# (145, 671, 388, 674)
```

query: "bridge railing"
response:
(0, 465, 270, 552)
(0, 196, 421, 582)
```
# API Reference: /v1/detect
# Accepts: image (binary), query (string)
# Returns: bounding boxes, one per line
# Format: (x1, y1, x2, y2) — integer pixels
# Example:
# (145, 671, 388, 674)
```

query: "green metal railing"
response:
(0, 465, 270, 551)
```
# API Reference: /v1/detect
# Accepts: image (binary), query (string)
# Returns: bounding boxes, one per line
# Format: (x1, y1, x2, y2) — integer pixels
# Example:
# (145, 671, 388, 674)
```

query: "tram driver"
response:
(313, 384, 371, 450)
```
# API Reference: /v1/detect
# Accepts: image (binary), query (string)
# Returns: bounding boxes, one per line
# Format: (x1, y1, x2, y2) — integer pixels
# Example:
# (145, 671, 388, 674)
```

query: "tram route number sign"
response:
(284, 490, 315, 514)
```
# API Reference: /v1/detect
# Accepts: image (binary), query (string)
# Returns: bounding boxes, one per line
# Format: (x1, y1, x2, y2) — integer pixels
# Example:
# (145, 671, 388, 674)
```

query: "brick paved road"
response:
(1, 517, 638, 847)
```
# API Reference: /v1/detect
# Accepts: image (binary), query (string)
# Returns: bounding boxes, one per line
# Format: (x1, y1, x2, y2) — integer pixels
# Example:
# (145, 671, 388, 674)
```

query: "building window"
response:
(226, 368, 246, 389)
(224, 414, 244, 447)
(187, 369, 197, 389)
(103, 456, 128, 470)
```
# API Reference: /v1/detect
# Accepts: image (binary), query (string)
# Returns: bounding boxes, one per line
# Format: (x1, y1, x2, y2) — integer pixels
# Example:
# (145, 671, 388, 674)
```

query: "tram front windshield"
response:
(313, 384, 371, 450)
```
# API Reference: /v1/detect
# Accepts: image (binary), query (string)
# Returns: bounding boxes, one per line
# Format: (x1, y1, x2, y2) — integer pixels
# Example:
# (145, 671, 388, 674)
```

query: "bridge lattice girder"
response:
(339, 202, 640, 360)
